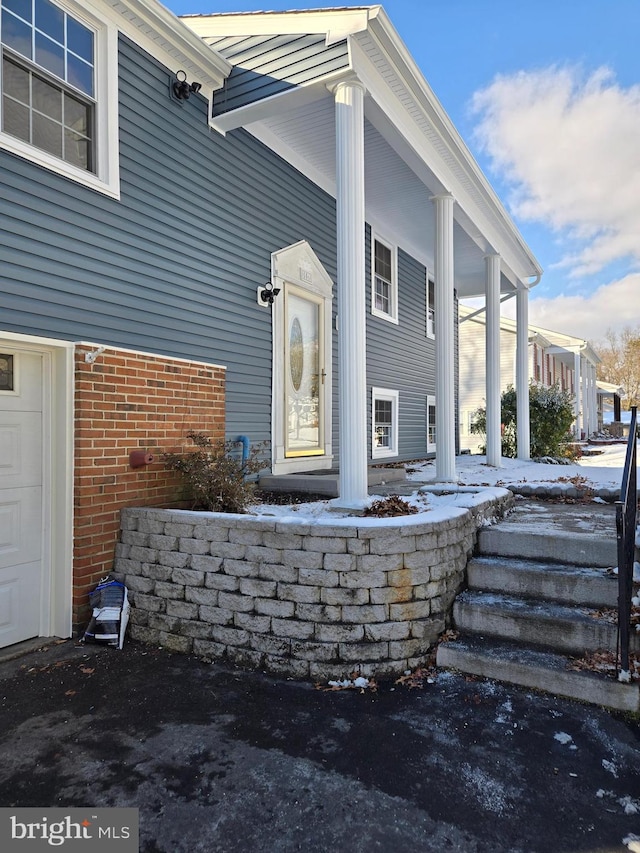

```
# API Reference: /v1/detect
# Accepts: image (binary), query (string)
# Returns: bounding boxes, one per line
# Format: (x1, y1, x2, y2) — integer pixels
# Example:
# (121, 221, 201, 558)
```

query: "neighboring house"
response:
(0, 1, 540, 649)
(459, 305, 600, 452)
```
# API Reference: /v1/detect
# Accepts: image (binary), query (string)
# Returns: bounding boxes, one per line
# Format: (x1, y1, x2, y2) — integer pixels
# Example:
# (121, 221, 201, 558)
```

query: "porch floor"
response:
(258, 466, 408, 498)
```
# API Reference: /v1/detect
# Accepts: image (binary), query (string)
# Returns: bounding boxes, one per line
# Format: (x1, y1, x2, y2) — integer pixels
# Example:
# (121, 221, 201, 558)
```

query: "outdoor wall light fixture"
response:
(172, 70, 202, 100)
(259, 281, 281, 306)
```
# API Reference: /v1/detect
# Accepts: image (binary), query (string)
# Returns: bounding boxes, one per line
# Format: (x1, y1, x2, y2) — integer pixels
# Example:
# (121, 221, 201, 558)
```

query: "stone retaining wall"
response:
(113, 488, 513, 680)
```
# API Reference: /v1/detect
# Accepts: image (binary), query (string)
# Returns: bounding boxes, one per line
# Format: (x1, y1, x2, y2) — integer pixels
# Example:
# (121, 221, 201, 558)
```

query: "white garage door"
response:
(0, 349, 44, 648)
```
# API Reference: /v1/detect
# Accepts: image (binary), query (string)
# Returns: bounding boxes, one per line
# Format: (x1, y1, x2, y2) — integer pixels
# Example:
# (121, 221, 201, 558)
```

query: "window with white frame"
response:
(372, 387, 399, 458)
(426, 274, 435, 338)
(0, 0, 119, 196)
(426, 395, 436, 452)
(371, 237, 398, 323)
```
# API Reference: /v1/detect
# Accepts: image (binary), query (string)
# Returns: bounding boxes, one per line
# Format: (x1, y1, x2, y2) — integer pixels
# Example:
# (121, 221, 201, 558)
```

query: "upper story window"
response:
(371, 236, 398, 324)
(0, 0, 119, 196)
(426, 275, 435, 338)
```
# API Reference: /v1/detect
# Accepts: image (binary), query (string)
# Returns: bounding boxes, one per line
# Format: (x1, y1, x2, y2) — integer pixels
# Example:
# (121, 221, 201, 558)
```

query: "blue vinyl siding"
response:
(0, 35, 337, 449)
(0, 35, 446, 467)
(208, 34, 350, 116)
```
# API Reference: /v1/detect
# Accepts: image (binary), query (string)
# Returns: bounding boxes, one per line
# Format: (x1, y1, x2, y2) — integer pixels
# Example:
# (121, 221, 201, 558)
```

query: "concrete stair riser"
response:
(467, 557, 618, 608)
(452, 594, 623, 655)
(436, 640, 640, 713)
(477, 528, 616, 568)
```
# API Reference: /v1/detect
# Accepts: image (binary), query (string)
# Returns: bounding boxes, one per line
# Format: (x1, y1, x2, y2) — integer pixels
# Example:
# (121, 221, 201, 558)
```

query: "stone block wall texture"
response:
(74, 345, 225, 624)
(114, 490, 512, 680)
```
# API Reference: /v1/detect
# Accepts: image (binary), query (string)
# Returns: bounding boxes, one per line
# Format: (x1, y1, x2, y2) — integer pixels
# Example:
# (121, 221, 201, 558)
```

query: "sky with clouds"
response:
(166, 0, 640, 344)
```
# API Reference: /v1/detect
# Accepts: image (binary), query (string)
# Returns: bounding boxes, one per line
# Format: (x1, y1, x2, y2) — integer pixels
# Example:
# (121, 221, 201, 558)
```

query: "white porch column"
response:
(574, 352, 582, 440)
(485, 254, 502, 467)
(590, 363, 598, 435)
(516, 287, 530, 460)
(593, 365, 599, 431)
(584, 363, 588, 433)
(333, 79, 368, 506)
(432, 193, 457, 482)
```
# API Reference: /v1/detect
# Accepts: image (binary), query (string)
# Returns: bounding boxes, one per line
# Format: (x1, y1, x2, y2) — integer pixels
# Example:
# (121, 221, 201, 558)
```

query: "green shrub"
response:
(470, 383, 575, 459)
(163, 431, 267, 513)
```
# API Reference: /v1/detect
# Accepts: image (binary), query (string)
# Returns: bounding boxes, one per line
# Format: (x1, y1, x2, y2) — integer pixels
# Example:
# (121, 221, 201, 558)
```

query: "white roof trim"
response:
(181, 7, 377, 46)
(361, 11, 541, 282)
(104, 0, 231, 98)
(182, 7, 541, 285)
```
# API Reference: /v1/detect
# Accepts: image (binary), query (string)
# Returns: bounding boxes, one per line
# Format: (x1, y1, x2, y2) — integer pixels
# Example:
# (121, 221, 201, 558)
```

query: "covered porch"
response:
(184, 7, 542, 505)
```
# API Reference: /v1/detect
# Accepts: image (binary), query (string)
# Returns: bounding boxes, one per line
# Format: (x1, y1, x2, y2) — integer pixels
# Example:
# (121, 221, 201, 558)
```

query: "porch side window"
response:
(372, 387, 399, 458)
(426, 275, 435, 338)
(371, 237, 398, 323)
(0, 0, 119, 196)
(427, 395, 436, 452)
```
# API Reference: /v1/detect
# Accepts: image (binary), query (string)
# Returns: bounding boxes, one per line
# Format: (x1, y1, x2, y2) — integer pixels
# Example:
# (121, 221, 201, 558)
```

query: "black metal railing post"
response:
(616, 406, 637, 681)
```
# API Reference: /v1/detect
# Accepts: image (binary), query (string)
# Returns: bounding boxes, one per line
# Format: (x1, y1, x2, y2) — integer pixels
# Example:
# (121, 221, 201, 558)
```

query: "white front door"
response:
(271, 241, 334, 475)
(0, 349, 44, 647)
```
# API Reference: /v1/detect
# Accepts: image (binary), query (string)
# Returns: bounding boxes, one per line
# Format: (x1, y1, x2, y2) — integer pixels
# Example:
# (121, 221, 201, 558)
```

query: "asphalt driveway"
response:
(0, 640, 638, 852)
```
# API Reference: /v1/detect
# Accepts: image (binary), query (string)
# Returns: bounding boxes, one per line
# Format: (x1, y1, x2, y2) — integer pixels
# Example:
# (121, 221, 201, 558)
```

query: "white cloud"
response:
(471, 65, 640, 278)
(498, 274, 640, 342)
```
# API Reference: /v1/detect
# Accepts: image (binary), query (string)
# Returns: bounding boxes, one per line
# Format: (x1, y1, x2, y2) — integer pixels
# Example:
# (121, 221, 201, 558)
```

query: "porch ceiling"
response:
(247, 92, 516, 299)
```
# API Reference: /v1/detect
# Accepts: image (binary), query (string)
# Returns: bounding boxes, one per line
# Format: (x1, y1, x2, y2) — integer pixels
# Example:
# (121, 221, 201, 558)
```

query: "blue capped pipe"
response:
(236, 435, 250, 468)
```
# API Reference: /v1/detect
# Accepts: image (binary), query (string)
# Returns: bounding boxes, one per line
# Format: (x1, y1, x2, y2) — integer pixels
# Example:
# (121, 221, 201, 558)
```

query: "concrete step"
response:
(477, 502, 618, 568)
(436, 635, 639, 713)
(259, 466, 406, 498)
(451, 590, 637, 656)
(467, 556, 618, 608)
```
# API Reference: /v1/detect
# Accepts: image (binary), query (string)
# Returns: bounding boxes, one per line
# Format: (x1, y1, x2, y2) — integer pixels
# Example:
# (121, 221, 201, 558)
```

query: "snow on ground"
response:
(251, 443, 634, 522)
(407, 443, 630, 491)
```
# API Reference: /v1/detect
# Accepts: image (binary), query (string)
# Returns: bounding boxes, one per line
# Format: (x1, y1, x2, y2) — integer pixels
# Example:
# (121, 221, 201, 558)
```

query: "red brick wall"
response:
(73, 345, 225, 625)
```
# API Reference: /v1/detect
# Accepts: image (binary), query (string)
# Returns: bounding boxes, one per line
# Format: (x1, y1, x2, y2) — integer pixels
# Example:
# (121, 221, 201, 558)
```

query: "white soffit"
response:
(105, 0, 231, 97)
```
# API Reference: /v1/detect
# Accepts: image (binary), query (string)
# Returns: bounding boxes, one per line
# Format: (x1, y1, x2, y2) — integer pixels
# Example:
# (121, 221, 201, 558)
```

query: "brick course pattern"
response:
(114, 489, 513, 680)
(74, 346, 225, 624)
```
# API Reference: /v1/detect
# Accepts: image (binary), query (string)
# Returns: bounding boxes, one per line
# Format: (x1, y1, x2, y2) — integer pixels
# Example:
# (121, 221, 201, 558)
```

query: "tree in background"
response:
(594, 327, 640, 409)
(471, 383, 575, 459)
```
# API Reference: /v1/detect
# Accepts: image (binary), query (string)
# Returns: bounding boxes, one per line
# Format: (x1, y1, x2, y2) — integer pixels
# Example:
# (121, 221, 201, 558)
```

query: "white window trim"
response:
(0, 0, 120, 198)
(371, 234, 398, 324)
(426, 272, 435, 339)
(427, 394, 436, 453)
(372, 386, 399, 459)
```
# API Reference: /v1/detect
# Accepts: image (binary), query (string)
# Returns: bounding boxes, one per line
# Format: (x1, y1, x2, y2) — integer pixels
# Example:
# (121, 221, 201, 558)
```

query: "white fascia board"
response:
(104, 0, 231, 98)
(181, 8, 375, 46)
(209, 77, 335, 135)
(531, 332, 553, 348)
(359, 13, 542, 284)
(553, 341, 600, 366)
(530, 327, 588, 351)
